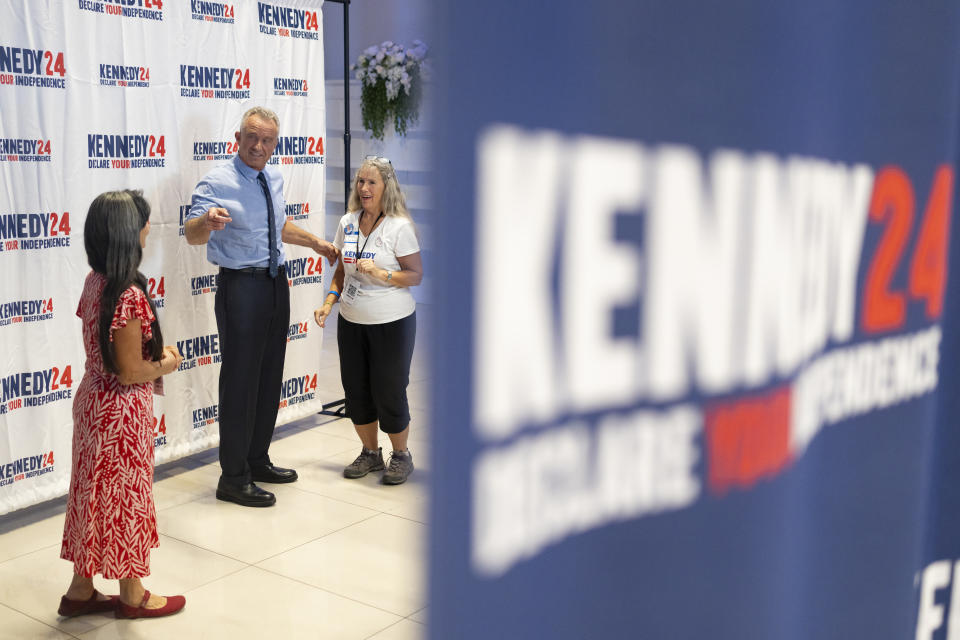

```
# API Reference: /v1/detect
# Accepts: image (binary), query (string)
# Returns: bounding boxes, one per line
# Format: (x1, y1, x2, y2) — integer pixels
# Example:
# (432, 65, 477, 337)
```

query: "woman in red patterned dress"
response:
(58, 190, 186, 619)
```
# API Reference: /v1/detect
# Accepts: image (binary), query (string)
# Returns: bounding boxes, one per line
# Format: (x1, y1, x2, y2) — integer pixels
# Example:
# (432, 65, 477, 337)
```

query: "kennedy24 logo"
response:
(862, 165, 952, 332)
(153, 414, 167, 447)
(153, 414, 166, 438)
(147, 276, 165, 299)
(42, 52, 64, 77)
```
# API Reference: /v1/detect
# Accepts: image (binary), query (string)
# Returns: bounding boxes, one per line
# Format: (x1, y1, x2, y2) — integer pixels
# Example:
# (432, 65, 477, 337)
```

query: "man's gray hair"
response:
(240, 106, 279, 131)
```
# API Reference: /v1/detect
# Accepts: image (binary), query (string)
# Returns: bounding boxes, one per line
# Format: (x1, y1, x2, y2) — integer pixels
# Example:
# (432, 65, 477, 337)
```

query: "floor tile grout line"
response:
(155, 487, 218, 514)
(248, 509, 427, 621)
(153, 530, 261, 568)
(0, 541, 67, 567)
(363, 616, 426, 640)
(156, 505, 386, 567)
(168, 562, 253, 599)
(253, 561, 422, 621)
(0, 540, 62, 572)
(153, 474, 422, 562)
(252, 511, 383, 565)
(380, 510, 428, 526)
(275, 481, 425, 517)
(0, 598, 85, 640)
(405, 606, 428, 622)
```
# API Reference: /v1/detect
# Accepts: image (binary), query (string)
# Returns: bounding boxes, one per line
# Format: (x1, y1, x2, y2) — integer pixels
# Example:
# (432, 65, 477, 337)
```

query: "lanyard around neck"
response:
(356, 212, 384, 263)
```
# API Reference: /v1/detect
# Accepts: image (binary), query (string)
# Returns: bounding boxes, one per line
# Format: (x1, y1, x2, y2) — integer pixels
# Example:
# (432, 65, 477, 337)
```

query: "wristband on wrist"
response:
(386, 270, 393, 281)
(327, 289, 340, 299)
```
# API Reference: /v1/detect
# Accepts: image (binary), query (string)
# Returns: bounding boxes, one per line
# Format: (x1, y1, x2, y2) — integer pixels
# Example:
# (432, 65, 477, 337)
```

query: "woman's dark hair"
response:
(83, 190, 164, 374)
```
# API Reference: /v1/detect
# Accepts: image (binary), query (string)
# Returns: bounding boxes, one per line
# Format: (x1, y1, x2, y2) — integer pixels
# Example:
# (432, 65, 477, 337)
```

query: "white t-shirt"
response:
(334, 211, 420, 324)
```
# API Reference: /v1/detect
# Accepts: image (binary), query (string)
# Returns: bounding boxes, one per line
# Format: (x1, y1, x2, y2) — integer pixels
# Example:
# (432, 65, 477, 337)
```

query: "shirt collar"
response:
(233, 154, 263, 181)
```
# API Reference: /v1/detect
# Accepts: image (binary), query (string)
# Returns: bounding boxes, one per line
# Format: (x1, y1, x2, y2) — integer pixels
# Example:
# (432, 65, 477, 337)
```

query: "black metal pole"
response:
(320, 0, 350, 419)
(343, 0, 351, 207)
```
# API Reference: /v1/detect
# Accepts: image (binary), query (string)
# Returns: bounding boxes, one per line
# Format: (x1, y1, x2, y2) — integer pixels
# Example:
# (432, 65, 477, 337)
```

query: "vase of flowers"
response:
(353, 40, 428, 141)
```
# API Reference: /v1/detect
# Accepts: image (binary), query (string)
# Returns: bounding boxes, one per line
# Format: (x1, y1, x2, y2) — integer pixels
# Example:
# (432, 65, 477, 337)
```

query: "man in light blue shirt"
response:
(185, 106, 338, 507)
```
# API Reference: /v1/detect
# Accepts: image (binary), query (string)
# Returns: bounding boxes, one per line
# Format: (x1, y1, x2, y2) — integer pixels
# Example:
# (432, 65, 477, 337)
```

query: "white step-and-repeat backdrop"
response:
(0, 0, 328, 514)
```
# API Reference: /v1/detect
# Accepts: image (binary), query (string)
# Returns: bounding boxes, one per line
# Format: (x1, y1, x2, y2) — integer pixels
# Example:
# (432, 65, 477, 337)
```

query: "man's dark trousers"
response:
(214, 264, 290, 487)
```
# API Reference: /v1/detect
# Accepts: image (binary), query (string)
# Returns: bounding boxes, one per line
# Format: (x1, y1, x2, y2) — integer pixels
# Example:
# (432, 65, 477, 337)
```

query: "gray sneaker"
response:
(383, 450, 414, 485)
(343, 447, 385, 479)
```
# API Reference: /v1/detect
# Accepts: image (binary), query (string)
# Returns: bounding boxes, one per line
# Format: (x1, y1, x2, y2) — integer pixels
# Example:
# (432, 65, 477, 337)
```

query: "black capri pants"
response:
(337, 311, 416, 433)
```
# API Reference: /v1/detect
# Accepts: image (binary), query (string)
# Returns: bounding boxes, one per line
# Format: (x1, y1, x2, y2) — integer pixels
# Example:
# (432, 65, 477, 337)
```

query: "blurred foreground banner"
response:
(431, 2, 960, 638)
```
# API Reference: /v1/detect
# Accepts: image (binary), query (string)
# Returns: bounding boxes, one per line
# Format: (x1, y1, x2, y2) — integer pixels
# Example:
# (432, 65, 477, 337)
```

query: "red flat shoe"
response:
(116, 590, 186, 619)
(57, 590, 119, 617)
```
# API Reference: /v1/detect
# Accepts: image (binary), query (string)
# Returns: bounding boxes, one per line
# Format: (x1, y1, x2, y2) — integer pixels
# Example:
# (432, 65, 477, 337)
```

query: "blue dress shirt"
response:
(188, 155, 287, 269)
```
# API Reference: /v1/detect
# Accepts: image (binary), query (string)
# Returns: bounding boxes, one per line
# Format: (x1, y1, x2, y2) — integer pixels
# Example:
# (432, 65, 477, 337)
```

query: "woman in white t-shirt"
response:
(314, 157, 423, 484)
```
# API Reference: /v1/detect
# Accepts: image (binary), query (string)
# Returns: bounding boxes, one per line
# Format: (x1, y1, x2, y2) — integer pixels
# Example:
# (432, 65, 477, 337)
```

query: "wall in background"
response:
(322, 0, 431, 80)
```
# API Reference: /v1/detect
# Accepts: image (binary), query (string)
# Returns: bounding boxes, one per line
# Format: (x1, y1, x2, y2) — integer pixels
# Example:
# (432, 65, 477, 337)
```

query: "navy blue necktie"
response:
(257, 171, 278, 277)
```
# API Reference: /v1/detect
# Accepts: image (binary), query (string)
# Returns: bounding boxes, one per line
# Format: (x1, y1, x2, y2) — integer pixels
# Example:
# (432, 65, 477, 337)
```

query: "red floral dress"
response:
(60, 272, 159, 579)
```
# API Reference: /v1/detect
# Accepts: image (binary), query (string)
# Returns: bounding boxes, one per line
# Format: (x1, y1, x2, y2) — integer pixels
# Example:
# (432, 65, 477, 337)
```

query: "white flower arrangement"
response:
(352, 40, 428, 140)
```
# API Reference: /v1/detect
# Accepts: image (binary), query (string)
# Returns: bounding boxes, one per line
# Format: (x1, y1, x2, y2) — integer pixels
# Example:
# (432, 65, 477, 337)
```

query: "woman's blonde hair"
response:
(348, 157, 411, 219)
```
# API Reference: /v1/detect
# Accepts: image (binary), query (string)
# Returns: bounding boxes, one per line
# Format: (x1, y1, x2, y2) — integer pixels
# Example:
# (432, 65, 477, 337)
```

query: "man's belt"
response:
(219, 263, 286, 276)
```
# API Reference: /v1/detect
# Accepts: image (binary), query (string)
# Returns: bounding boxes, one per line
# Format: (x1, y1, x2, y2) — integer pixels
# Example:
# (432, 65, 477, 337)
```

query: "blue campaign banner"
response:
(430, 2, 960, 639)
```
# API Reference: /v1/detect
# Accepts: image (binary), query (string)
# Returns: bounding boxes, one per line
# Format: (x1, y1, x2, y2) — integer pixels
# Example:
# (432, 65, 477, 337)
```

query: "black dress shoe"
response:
(216, 481, 276, 507)
(251, 464, 298, 484)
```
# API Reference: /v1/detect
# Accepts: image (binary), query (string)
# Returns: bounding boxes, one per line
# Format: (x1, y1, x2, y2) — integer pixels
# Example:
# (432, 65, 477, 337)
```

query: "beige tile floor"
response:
(0, 307, 429, 640)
